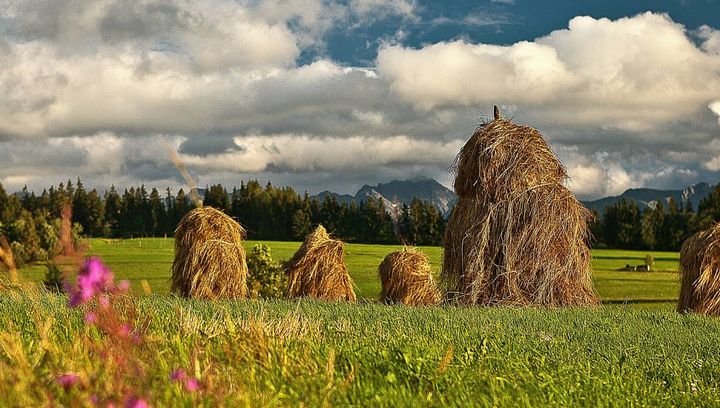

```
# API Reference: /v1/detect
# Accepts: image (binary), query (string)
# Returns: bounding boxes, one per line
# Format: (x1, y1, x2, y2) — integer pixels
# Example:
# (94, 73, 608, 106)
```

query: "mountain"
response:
(582, 182, 714, 214)
(311, 179, 457, 216)
(313, 179, 715, 218)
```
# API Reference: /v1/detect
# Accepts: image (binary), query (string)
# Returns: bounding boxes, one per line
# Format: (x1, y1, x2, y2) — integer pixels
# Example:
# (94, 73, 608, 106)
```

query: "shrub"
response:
(247, 244, 285, 299)
(43, 262, 64, 293)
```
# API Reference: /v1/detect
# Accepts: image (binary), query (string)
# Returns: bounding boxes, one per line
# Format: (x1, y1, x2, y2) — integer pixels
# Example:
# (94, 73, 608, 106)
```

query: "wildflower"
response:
(68, 258, 114, 307)
(85, 311, 97, 324)
(171, 368, 200, 392)
(184, 378, 200, 392)
(118, 280, 130, 292)
(56, 373, 80, 390)
(170, 369, 187, 382)
(118, 324, 132, 337)
(124, 396, 150, 408)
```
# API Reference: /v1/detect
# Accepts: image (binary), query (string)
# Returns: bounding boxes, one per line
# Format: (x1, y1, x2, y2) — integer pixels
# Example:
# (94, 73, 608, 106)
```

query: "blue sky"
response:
(320, 0, 720, 65)
(1, 0, 719, 199)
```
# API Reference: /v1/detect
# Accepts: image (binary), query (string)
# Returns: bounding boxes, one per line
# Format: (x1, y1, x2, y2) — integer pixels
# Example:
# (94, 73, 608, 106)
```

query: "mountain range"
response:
(312, 179, 457, 216)
(312, 180, 716, 217)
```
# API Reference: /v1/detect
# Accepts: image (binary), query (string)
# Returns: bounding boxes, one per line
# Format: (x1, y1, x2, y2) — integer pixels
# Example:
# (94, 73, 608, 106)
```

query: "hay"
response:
(677, 223, 720, 315)
(285, 225, 356, 302)
(441, 107, 599, 306)
(171, 206, 248, 299)
(378, 247, 441, 306)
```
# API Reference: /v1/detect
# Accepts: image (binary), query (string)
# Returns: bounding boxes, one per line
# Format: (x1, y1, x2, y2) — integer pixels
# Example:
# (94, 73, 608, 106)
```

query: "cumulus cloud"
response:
(1, 6, 720, 200)
(378, 12, 720, 130)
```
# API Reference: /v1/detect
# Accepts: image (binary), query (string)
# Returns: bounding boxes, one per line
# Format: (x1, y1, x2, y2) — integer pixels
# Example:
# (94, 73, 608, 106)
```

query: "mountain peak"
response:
(312, 179, 457, 215)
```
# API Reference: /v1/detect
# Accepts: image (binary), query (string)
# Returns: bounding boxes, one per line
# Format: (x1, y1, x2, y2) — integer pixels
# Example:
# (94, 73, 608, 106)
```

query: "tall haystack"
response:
(378, 247, 441, 306)
(442, 106, 599, 306)
(677, 223, 720, 315)
(285, 225, 356, 301)
(171, 206, 248, 299)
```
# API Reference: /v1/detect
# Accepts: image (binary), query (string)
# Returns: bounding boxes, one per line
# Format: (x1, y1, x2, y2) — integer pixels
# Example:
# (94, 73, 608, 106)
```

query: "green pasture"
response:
(17, 238, 681, 308)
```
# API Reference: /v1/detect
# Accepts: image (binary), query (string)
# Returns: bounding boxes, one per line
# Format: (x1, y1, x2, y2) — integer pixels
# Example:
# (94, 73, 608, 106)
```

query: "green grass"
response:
(1, 294, 719, 406)
(19, 238, 681, 307)
(6, 239, 709, 406)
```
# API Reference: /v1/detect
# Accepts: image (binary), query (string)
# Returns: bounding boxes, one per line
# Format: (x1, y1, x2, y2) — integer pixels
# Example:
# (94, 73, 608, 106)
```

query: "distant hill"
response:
(311, 179, 457, 216)
(581, 182, 714, 214)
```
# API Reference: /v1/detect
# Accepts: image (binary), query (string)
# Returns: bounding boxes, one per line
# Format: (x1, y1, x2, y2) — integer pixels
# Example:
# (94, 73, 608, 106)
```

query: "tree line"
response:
(591, 186, 720, 251)
(0, 179, 445, 266)
(4, 178, 720, 268)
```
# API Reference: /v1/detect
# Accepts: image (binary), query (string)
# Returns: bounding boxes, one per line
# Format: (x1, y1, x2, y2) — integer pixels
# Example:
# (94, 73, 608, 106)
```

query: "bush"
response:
(43, 262, 64, 293)
(246, 244, 285, 299)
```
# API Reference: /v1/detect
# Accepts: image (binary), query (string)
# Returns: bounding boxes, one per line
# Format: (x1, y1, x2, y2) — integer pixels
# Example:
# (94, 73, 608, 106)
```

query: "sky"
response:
(1, 0, 719, 200)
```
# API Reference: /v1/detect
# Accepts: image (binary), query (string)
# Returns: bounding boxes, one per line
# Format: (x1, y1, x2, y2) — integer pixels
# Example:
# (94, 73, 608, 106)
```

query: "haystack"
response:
(441, 106, 599, 306)
(378, 247, 441, 306)
(171, 206, 248, 299)
(677, 223, 720, 315)
(285, 225, 356, 301)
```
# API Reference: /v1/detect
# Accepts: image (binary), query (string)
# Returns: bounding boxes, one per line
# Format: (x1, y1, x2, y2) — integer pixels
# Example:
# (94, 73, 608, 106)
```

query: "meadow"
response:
(4, 239, 720, 406)
(18, 238, 681, 307)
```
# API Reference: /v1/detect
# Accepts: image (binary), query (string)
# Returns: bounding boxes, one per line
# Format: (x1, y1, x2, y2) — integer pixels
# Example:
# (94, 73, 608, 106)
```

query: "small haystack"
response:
(285, 225, 356, 301)
(442, 106, 599, 306)
(378, 247, 441, 306)
(677, 224, 720, 315)
(171, 206, 248, 299)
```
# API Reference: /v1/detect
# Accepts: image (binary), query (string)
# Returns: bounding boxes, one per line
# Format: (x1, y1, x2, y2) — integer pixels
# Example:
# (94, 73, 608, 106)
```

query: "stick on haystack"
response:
(677, 223, 720, 315)
(171, 204, 248, 299)
(285, 225, 356, 302)
(378, 247, 441, 306)
(442, 106, 599, 306)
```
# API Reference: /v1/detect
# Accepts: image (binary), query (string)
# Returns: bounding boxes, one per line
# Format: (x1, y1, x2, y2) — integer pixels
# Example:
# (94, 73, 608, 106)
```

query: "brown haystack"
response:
(378, 247, 441, 306)
(441, 107, 599, 306)
(285, 225, 356, 301)
(171, 206, 248, 299)
(677, 223, 720, 315)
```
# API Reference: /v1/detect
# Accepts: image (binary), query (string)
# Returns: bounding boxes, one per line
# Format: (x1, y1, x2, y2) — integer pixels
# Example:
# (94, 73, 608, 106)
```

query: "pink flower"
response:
(85, 311, 97, 324)
(124, 396, 150, 408)
(118, 324, 132, 337)
(117, 280, 130, 292)
(184, 378, 200, 392)
(98, 294, 110, 309)
(68, 258, 114, 307)
(170, 369, 187, 382)
(56, 373, 80, 390)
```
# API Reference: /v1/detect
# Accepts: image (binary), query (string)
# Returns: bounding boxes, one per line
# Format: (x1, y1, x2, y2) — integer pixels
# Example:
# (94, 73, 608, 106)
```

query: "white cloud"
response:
(378, 12, 720, 130)
(182, 134, 462, 173)
(710, 100, 720, 126)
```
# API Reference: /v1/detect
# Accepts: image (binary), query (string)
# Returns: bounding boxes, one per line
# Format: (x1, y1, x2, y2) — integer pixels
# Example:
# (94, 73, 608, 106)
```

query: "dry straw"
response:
(285, 225, 356, 301)
(442, 106, 599, 306)
(677, 223, 720, 315)
(171, 206, 248, 299)
(378, 247, 441, 306)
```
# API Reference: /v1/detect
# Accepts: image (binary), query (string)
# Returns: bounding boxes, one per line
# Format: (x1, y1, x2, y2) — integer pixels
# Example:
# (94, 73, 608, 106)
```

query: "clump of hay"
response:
(171, 206, 248, 299)
(285, 225, 356, 302)
(677, 224, 720, 315)
(442, 106, 599, 306)
(378, 247, 441, 306)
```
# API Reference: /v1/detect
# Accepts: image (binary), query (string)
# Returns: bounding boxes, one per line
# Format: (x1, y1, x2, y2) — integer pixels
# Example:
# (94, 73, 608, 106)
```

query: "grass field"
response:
(5, 239, 718, 406)
(18, 238, 681, 307)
